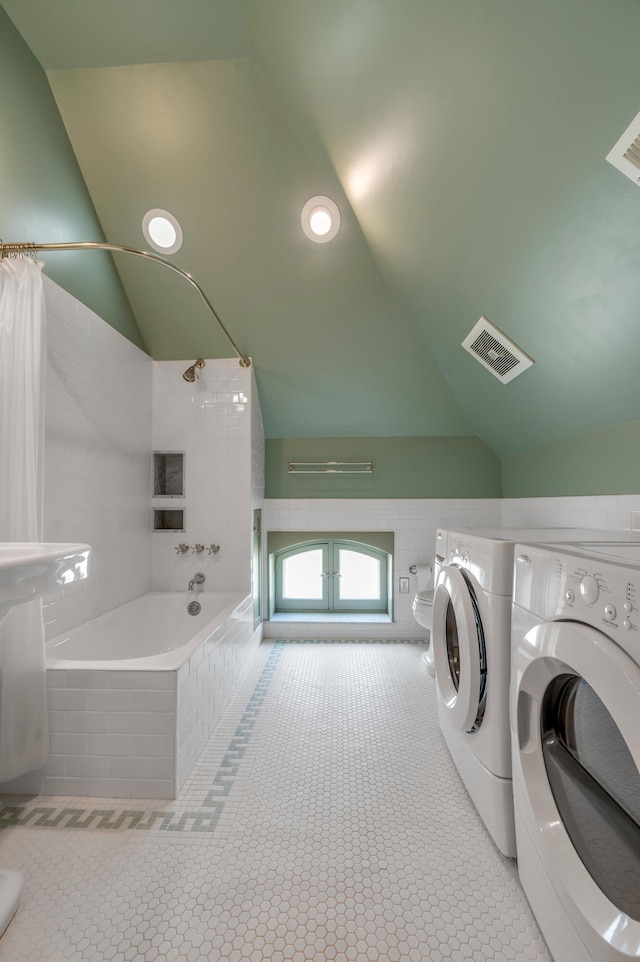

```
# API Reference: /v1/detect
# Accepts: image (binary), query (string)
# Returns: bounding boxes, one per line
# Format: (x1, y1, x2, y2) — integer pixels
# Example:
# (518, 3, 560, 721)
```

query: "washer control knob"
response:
(623, 619, 632, 630)
(624, 602, 633, 613)
(580, 575, 599, 605)
(604, 604, 616, 620)
(565, 589, 575, 603)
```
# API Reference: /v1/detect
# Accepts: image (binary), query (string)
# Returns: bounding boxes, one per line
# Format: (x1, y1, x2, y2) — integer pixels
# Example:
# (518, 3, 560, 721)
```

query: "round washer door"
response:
(515, 619, 640, 958)
(432, 565, 485, 732)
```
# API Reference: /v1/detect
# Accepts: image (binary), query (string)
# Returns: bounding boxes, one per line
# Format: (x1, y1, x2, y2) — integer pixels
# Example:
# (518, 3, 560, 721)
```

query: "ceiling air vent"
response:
(461, 317, 534, 384)
(606, 109, 640, 186)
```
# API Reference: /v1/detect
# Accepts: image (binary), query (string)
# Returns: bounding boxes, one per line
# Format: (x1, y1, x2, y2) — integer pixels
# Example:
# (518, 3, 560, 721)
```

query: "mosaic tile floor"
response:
(0, 641, 552, 962)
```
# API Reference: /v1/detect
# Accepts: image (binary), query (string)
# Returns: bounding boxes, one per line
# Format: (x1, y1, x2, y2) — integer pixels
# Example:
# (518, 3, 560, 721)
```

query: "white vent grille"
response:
(461, 317, 534, 384)
(606, 109, 640, 185)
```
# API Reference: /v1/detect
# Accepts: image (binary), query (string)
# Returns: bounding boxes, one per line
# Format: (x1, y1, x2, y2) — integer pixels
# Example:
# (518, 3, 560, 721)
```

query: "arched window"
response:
(274, 540, 390, 614)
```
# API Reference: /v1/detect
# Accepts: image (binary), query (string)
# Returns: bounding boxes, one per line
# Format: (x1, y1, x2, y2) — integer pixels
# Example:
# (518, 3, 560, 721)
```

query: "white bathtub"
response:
(46, 591, 246, 670)
(1, 591, 260, 800)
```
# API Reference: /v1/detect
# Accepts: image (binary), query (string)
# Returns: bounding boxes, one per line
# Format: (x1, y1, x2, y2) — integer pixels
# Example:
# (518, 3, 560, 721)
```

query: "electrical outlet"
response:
(399, 577, 410, 594)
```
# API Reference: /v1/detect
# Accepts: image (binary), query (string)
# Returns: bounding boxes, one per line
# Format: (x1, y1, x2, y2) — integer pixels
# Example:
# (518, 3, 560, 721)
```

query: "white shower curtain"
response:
(0, 256, 48, 781)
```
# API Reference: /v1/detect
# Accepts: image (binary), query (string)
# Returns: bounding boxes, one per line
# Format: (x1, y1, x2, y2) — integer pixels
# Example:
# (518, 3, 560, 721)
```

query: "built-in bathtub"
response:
(0, 592, 260, 800)
(47, 592, 246, 670)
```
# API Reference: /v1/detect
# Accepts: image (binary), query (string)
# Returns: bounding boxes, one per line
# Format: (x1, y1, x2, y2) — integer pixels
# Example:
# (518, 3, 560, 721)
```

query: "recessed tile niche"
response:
(153, 509, 185, 531)
(153, 451, 184, 497)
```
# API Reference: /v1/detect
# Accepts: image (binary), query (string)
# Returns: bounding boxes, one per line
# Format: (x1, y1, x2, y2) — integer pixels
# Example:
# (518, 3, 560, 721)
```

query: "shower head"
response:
(183, 359, 205, 382)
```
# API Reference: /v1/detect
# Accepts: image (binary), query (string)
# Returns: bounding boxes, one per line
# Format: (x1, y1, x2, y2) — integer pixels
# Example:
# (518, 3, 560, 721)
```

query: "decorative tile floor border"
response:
(0, 806, 220, 832)
(0, 640, 427, 834)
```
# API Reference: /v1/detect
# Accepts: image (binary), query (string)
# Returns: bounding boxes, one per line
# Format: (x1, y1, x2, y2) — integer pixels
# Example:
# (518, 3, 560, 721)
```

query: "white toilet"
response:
(411, 565, 435, 676)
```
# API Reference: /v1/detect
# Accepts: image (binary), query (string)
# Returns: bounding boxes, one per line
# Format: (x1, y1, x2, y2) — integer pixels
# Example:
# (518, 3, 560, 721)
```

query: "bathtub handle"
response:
(175, 543, 190, 555)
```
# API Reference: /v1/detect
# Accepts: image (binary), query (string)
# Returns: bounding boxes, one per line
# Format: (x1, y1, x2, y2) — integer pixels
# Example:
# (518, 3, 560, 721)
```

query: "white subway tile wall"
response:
(41, 276, 152, 641)
(262, 499, 502, 639)
(501, 494, 640, 531)
(151, 360, 256, 593)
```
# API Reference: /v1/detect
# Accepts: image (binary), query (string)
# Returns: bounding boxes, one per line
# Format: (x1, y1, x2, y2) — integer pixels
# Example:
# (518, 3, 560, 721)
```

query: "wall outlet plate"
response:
(399, 577, 410, 594)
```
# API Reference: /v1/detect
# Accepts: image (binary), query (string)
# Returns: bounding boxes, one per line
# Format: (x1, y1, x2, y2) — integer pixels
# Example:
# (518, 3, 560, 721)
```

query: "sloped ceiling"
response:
(3, 0, 640, 454)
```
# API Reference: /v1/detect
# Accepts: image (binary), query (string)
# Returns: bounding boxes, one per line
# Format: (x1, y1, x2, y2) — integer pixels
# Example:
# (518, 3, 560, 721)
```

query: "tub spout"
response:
(188, 572, 205, 591)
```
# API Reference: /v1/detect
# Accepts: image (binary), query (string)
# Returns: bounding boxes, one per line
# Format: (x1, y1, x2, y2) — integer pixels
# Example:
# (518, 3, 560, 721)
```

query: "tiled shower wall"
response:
(40, 280, 264, 638)
(151, 359, 257, 594)
(41, 277, 152, 641)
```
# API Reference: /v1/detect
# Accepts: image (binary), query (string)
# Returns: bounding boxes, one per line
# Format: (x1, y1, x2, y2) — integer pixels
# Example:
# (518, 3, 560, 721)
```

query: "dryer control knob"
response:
(623, 619, 632, 630)
(580, 575, 599, 605)
(604, 604, 616, 620)
(565, 589, 575, 603)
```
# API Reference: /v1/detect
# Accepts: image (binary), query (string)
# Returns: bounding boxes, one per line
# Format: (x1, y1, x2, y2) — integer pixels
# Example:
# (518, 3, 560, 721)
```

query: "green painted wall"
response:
(0, 8, 145, 349)
(502, 419, 640, 497)
(265, 437, 501, 499)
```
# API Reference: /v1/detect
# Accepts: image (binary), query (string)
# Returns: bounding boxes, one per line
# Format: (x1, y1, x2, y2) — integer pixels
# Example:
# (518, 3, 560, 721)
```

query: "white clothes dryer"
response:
(511, 541, 640, 962)
(432, 526, 639, 858)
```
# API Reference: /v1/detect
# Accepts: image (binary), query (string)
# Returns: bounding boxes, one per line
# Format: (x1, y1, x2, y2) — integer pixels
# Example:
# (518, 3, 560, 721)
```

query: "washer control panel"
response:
(548, 548, 640, 644)
(514, 542, 640, 654)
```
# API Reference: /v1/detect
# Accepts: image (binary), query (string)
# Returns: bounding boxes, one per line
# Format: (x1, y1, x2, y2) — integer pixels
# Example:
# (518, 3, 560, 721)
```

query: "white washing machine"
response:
(432, 526, 638, 859)
(511, 541, 640, 962)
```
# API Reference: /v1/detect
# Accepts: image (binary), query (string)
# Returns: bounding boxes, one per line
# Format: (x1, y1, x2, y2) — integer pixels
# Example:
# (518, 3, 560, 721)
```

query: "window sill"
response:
(270, 612, 392, 624)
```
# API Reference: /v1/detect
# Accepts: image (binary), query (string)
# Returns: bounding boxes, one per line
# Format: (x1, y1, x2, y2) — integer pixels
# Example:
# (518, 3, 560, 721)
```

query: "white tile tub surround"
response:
(0, 595, 258, 799)
(263, 498, 501, 640)
(41, 276, 152, 640)
(152, 359, 262, 594)
(177, 594, 259, 789)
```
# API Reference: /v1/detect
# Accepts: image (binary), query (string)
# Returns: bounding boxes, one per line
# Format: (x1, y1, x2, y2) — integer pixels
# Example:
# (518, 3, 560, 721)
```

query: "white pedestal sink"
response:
(0, 543, 90, 625)
(0, 542, 91, 936)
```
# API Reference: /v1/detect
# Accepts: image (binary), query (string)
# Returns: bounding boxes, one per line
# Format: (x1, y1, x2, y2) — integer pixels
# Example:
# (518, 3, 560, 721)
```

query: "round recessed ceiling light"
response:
(142, 208, 183, 254)
(301, 195, 341, 243)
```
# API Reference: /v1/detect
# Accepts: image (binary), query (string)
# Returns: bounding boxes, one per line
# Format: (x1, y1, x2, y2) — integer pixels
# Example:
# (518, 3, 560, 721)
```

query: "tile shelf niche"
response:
(153, 452, 185, 531)
(153, 451, 184, 497)
(153, 509, 185, 531)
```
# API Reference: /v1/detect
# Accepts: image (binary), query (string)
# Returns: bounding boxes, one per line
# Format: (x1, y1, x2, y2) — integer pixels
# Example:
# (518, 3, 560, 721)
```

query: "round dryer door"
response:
(515, 619, 640, 958)
(432, 565, 486, 732)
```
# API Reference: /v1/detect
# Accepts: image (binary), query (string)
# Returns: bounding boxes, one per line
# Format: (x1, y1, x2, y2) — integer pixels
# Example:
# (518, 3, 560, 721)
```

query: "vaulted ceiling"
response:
(3, 0, 640, 454)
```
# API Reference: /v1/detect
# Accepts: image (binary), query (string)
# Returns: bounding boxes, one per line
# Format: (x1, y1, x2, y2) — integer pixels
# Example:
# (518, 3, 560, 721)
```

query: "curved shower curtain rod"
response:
(0, 239, 251, 368)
